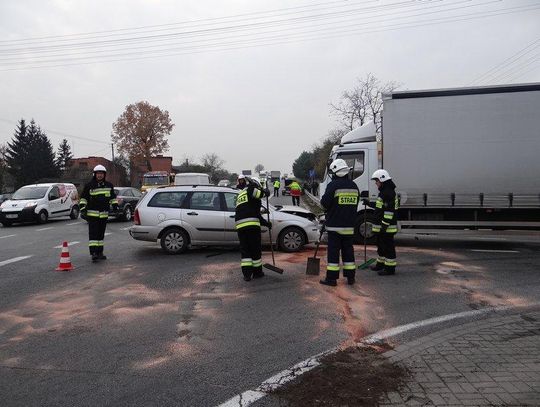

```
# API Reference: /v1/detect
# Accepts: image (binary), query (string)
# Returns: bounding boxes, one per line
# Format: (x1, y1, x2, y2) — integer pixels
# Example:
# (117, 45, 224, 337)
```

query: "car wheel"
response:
(278, 226, 306, 252)
(355, 212, 377, 245)
(37, 210, 48, 224)
(1, 221, 13, 227)
(160, 228, 189, 254)
(122, 206, 132, 222)
(69, 206, 79, 220)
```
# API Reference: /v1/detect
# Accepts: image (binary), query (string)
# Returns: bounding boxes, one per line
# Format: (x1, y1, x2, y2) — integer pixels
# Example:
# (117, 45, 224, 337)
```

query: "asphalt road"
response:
(1, 207, 540, 406)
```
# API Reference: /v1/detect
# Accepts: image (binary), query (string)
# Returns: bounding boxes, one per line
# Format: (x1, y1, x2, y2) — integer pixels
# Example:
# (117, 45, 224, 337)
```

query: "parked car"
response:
(109, 187, 143, 222)
(0, 183, 79, 226)
(129, 185, 320, 254)
(0, 193, 12, 204)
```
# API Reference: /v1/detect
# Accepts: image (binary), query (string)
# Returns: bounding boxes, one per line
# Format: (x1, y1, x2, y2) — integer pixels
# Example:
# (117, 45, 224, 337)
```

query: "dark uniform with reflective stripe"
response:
(235, 183, 270, 280)
(367, 179, 398, 273)
(321, 177, 360, 282)
(80, 178, 117, 256)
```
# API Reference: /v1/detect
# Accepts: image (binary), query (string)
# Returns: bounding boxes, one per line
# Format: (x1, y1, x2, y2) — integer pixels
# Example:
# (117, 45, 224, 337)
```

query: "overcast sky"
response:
(1, 0, 539, 175)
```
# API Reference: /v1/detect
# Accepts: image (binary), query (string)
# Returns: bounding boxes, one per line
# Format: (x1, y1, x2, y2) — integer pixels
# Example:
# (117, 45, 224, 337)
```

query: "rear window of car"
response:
(188, 192, 221, 211)
(147, 192, 187, 208)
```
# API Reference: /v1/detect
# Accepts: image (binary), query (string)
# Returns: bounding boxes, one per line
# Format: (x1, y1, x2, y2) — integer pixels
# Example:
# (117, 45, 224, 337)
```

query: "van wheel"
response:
(160, 228, 189, 254)
(37, 210, 48, 224)
(278, 227, 306, 252)
(355, 212, 377, 245)
(69, 206, 79, 220)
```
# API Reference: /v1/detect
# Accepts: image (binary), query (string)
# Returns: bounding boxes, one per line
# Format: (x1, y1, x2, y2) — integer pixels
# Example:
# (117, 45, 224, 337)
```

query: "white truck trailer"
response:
(320, 83, 540, 241)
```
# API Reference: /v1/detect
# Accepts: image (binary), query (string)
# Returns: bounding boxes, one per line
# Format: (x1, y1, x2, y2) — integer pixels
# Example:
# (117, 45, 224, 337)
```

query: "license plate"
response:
(5, 214, 18, 219)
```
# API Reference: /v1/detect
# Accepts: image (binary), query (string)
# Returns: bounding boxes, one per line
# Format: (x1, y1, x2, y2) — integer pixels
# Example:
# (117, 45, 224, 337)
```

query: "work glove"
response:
(112, 204, 119, 212)
(264, 188, 271, 197)
(362, 199, 370, 206)
(80, 210, 87, 221)
(260, 217, 272, 229)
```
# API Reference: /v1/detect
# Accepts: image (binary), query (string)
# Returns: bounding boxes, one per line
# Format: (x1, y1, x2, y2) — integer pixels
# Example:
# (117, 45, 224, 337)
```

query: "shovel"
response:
(358, 197, 376, 270)
(306, 225, 325, 275)
(262, 192, 284, 274)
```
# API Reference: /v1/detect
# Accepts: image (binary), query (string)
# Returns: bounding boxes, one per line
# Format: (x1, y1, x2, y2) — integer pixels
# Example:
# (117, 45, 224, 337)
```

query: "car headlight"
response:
(25, 201, 38, 208)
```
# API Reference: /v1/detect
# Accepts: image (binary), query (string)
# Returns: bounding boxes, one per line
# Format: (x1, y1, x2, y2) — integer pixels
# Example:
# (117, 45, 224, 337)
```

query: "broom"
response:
(262, 188, 284, 274)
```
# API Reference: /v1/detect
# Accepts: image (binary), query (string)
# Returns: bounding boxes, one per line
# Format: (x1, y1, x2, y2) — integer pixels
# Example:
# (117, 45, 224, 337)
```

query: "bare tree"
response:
(112, 101, 174, 171)
(201, 153, 225, 183)
(330, 73, 400, 134)
(254, 163, 265, 173)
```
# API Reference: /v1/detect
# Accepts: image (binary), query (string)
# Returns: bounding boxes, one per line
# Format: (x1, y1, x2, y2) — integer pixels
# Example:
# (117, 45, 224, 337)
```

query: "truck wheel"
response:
(278, 226, 306, 252)
(355, 212, 377, 245)
(69, 206, 79, 220)
(160, 228, 189, 254)
(37, 210, 48, 224)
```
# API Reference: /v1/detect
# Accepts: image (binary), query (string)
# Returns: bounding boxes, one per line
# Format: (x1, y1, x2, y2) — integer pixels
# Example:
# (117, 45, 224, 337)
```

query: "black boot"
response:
(370, 261, 385, 271)
(347, 276, 355, 285)
(319, 278, 337, 287)
(98, 254, 107, 260)
(91, 253, 99, 263)
(253, 270, 265, 279)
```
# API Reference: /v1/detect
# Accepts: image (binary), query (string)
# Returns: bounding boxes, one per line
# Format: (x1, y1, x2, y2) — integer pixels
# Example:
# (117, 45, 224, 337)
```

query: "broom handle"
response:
(313, 224, 325, 259)
(265, 189, 276, 266)
(364, 202, 367, 263)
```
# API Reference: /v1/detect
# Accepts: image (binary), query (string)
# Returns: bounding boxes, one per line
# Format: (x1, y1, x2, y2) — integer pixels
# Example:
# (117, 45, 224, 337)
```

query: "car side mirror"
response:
(49, 193, 59, 201)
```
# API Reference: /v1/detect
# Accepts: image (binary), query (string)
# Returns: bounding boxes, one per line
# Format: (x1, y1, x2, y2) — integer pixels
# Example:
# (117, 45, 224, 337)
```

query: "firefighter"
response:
(273, 179, 281, 197)
(290, 180, 302, 206)
(319, 159, 359, 287)
(363, 169, 398, 276)
(235, 176, 271, 281)
(79, 165, 118, 262)
(236, 174, 247, 189)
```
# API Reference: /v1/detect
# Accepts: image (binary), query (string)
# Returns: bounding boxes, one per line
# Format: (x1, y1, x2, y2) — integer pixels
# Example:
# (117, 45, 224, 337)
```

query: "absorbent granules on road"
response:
(271, 344, 410, 406)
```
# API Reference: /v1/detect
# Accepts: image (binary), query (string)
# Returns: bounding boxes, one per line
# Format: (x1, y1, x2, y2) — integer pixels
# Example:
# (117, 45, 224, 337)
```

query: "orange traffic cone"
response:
(55, 241, 74, 271)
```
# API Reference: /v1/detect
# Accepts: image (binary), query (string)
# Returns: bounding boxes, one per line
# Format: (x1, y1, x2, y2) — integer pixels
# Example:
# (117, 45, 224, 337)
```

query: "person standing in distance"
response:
(290, 180, 302, 206)
(235, 176, 271, 281)
(319, 159, 359, 286)
(363, 169, 399, 275)
(79, 165, 118, 262)
(273, 179, 281, 197)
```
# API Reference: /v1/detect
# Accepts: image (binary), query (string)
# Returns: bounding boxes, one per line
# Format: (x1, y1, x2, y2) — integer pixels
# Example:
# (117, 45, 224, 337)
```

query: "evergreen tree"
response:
(55, 139, 73, 172)
(6, 119, 58, 187)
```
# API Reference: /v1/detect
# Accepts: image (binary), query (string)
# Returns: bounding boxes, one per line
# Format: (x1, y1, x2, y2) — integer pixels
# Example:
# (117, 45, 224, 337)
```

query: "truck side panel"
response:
(383, 90, 540, 208)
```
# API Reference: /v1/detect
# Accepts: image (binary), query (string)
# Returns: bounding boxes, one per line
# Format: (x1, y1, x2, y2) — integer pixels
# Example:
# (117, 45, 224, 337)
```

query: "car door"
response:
(183, 191, 225, 243)
(222, 191, 239, 242)
(47, 186, 63, 218)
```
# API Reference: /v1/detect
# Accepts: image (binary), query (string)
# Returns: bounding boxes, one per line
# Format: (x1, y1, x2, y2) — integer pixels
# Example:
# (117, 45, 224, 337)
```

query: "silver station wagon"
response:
(129, 185, 320, 254)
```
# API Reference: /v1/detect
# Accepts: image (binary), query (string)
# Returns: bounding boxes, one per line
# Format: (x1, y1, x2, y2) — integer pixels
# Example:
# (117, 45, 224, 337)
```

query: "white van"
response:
(173, 173, 211, 186)
(0, 183, 79, 226)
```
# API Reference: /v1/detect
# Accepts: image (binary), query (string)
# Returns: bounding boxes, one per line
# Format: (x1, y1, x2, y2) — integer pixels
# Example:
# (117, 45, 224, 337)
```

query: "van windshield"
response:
(143, 176, 168, 186)
(12, 186, 49, 200)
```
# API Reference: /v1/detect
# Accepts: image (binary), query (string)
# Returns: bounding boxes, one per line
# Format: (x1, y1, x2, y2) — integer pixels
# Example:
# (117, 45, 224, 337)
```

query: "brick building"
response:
(66, 156, 128, 189)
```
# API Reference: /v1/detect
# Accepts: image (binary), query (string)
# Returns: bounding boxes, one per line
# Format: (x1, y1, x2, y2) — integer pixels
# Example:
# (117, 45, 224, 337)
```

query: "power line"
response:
(1, 2, 537, 72)
(490, 53, 540, 83)
(0, 118, 109, 145)
(0, 0, 476, 62)
(2, 1, 535, 71)
(470, 37, 540, 85)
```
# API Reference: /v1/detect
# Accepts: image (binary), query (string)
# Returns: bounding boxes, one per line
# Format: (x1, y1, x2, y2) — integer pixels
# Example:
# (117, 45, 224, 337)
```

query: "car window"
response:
(49, 186, 60, 200)
(223, 193, 237, 212)
(122, 189, 134, 197)
(131, 189, 143, 198)
(188, 192, 221, 211)
(147, 192, 187, 208)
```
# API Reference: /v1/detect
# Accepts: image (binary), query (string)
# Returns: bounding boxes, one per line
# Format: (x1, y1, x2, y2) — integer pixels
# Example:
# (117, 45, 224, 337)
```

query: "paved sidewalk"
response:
(379, 310, 540, 406)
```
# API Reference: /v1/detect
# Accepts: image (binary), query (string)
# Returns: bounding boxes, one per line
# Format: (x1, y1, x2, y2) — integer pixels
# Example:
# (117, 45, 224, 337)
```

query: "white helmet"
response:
(238, 174, 246, 179)
(93, 164, 107, 173)
(329, 158, 350, 177)
(371, 169, 391, 182)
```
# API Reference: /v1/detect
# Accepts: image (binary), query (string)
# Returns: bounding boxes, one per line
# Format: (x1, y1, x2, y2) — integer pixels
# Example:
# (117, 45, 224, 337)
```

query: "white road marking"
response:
(216, 304, 537, 407)
(0, 234, 16, 239)
(104, 232, 112, 236)
(67, 222, 83, 226)
(36, 227, 54, 232)
(121, 226, 131, 231)
(53, 241, 80, 249)
(470, 249, 519, 253)
(0, 255, 33, 267)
